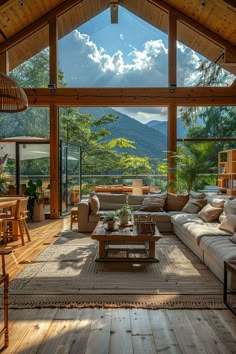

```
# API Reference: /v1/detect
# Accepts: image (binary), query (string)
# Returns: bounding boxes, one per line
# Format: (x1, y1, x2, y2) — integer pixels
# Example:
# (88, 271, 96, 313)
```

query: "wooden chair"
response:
(0, 248, 12, 348)
(3, 198, 31, 246)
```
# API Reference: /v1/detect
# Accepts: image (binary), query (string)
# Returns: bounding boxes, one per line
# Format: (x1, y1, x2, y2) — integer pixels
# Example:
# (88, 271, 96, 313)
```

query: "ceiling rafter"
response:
(0, 0, 85, 54)
(149, 0, 236, 56)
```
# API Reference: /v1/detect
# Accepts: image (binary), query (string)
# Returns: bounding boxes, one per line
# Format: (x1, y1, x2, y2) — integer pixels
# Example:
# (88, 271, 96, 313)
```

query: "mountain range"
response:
(79, 107, 168, 160)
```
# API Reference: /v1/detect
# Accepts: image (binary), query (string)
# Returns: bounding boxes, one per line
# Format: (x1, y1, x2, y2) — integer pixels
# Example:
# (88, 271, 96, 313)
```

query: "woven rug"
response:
(5, 229, 226, 309)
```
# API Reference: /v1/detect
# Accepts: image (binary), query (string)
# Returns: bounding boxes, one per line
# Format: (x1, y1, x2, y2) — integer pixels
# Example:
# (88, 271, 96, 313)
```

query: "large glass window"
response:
(9, 25, 49, 88)
(0, 107, 50, 139)
(177, 21, 235, 87)
(58, 6, 168, 87)
(59, 106, 168, 196)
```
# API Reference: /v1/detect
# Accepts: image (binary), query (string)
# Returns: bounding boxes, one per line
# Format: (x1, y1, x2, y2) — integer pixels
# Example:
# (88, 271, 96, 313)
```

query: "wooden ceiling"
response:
(0, 0, 235, 74)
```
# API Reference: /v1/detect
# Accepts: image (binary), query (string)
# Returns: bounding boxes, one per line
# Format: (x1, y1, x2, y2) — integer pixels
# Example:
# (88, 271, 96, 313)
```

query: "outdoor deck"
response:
(0, 218, 235, 353)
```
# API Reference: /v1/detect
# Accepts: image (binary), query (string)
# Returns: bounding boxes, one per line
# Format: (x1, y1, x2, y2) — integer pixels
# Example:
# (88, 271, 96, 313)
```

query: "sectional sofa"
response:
(77, 191, 236, 288)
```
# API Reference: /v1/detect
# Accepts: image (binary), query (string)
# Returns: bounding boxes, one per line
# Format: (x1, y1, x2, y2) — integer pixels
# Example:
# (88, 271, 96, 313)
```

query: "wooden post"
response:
(168, 105, 177, 193)
(168, 12, 177, 193)
(50, 104, 60, 218)
(0, 51, 9, 74)
(49, 16, 58, 87)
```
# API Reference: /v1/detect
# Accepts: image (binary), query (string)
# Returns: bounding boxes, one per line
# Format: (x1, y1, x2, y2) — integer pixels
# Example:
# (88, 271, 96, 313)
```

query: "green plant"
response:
(0, 173, 10, 195)
(117, 204, 133, 217)
(103, 211, 119, 222)
(24, 179, 43, 220)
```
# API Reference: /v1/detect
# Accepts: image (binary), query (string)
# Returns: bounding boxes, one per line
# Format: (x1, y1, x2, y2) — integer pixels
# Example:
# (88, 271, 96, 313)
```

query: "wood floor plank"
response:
(85, 308, 111, 354)
(12, 308, 58, 354)
(148, 309, 183, 353)
(185, 309, 232, 354)
(203, 310, 236, 353)
(132, 335, 157, 354)
(109, 308, 133, 354)
(66, 308, 94, 354)
(167, 310, 208, 354)
(130, 309, 152, 335)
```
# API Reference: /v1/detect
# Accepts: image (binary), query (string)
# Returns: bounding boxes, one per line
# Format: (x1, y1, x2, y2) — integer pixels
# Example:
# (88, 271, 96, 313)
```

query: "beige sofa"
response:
(77, 192, 236, 288)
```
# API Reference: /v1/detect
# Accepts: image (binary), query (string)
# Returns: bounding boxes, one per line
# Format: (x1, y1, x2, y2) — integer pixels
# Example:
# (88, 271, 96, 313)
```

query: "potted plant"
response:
(103, 211, 119, 231)
(117, 204, 133, 225)
(24, 179, 45, 222)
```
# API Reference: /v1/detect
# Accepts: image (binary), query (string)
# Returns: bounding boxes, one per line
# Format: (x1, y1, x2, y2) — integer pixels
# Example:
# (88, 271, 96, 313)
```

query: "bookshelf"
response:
(218, 149, 236, 196)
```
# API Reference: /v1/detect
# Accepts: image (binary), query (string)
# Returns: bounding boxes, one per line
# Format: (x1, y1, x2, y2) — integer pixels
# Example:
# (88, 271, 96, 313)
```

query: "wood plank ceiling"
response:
(0, 0, 235, 74)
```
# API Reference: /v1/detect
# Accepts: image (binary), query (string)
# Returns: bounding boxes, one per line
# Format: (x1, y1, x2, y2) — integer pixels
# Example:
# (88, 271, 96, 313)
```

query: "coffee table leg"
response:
(149, 241, 155, 259)
(99, 241, 106, 259)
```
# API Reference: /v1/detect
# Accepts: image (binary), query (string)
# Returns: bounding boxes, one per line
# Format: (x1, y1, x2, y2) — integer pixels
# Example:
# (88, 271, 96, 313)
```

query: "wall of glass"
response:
(0, 107, 50, 139)
(58, 6, 168, 88)
(59, 106, 168, 196)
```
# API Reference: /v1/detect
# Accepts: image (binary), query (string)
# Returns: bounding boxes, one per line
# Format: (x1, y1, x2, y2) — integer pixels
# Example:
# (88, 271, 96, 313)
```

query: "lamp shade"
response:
(0, 72, 28, 113)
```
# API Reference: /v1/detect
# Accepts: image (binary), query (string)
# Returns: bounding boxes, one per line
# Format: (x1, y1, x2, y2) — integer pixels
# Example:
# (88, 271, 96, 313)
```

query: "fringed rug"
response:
(7, 294, 226, 310)
(5, 230, 225, 309)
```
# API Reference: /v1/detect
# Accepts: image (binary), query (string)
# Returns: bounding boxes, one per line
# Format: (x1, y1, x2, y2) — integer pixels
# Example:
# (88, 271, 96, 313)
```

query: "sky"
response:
(58, 7, 233, 124)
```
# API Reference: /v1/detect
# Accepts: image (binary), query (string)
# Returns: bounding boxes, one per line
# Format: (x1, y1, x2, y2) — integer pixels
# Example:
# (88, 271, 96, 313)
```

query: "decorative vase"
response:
(120, 214, 129, 225)
(107, 220, 116, 231)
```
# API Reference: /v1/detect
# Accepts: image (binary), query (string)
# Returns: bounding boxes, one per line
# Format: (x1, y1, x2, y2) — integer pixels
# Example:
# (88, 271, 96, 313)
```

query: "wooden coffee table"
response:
(91, 221, 163, 262)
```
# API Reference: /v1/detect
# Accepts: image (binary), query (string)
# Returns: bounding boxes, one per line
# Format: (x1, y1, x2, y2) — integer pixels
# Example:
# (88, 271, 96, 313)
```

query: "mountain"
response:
(79, 107, 167, 159)
(147, 118, 187, 139)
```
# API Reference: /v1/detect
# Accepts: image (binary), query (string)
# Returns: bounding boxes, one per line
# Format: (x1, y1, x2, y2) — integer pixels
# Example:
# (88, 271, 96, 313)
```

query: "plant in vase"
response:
(117, 204, 133, 226)
(24, 179, 45, 221)
(103, 211, 119, 231)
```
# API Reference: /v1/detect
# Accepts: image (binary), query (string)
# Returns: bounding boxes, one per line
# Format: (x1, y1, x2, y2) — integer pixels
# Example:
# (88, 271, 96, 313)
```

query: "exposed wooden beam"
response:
(25, 87, 236, 106)
(0, 0, 9, 6)
(149, 0, 236, 56)
(168, 12, 177, 87)
(110, 0, 118, 24)
(223, 0, 236, 9)
(49, 17, 58, 87)
(0, 0, 84, 54)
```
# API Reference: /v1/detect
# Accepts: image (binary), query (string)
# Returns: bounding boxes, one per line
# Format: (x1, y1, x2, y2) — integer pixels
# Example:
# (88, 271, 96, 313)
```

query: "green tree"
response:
(174, 143, 216, 193)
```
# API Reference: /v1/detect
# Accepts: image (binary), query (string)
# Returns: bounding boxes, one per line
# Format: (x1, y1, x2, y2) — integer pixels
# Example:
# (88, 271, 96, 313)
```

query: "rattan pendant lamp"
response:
(0, 72, 28, 113)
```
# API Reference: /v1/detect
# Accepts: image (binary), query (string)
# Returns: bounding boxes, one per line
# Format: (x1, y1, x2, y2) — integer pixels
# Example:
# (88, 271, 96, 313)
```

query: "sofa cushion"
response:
(189, 190, 206, 199)
(229, 233, 236, 244)
(165, 193, 189, 211)
(219, 214, 236, 234)
(182, 198, 207, 214)
(171, 213, 204, 227)
(200, 236, 236, 263)
(134, 210, 170, 223)
(95, 193, 127, 210)
(224, 200, 236, 215)
(209, 198, 225, 208)
(198, 203, 222, 222)
(126, 195, 144, 211)
(89, 195, 100, 215)
(142, 196, 166, 208)
(139, 204, 163, 212)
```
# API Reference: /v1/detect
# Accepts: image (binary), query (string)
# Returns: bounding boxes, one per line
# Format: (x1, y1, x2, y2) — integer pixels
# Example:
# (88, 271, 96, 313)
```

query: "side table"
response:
(224, 260, 236, 315)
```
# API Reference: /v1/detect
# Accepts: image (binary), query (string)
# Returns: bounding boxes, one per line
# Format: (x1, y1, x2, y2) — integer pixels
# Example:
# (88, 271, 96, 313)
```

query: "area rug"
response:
(5, 229, 226, 309)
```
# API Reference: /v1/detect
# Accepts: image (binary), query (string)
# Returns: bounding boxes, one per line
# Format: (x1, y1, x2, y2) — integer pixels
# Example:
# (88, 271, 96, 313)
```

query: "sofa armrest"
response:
(78, 199, 90, 228)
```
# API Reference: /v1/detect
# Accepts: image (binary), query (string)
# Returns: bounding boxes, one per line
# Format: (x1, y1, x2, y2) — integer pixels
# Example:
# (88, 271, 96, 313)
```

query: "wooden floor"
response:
(0, 218, 235, 353)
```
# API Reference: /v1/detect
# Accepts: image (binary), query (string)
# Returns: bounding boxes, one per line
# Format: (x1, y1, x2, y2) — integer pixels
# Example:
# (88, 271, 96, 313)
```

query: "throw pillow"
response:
(209, 198, 225, 208)
(89, 195, 100, 215)
(224, 200, 236, 215)
(198, 203, 222, 222)
(139, 204, 163, 212)
(182, 198, 207, 214)
(229, 233, 236, 244)
(165, 193, 189, 211)
(219, 214, 236, 234)
(189, 190, 206, 199)
(142, 196, 166, 208)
